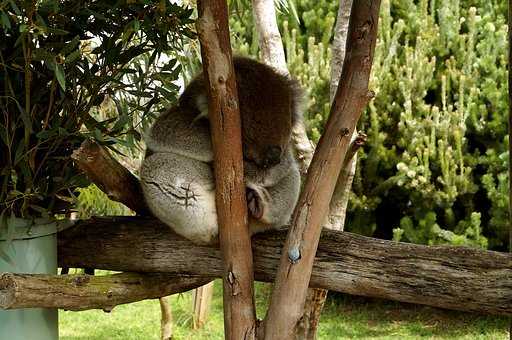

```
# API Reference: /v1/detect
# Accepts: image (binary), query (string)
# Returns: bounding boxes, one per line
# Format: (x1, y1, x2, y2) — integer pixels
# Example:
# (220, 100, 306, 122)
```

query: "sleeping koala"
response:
(141, 57, 302, 244)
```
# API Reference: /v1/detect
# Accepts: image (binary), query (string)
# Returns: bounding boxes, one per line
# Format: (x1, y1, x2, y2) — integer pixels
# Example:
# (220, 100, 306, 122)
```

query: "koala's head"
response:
(234, 58, 303, 169)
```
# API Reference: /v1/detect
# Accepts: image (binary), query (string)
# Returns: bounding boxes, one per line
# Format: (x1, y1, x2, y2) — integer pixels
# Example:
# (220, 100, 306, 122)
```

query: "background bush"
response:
(227, 0, 508, 250)
(0, 0, 193, 221)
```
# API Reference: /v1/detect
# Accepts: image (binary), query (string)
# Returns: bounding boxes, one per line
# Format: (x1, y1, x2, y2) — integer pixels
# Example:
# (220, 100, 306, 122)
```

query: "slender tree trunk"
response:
(325, 0, 356, 231)
(196, 1, 256, 338)
(192, 282, 214, 329)
(297, 2, 355, 338)
(263, 2, 381, 338)
(160, 296, 173, 340)
(251, 0, 288, 73)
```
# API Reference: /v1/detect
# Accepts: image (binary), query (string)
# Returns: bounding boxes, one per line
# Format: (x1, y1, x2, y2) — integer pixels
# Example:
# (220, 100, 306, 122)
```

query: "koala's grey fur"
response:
(141, 57, 302, 244)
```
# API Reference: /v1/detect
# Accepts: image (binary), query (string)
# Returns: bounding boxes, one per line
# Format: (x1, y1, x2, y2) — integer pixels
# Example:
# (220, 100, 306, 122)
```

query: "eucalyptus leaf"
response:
(54, 64, 66, 91)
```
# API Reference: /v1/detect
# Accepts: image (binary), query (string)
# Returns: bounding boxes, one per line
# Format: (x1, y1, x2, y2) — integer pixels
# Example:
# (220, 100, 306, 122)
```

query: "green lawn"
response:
(60, 280, 509, 339)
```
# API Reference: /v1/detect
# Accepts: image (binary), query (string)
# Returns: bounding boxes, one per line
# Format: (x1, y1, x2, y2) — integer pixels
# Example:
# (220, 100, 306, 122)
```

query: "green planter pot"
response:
(0, 217, 62, 340)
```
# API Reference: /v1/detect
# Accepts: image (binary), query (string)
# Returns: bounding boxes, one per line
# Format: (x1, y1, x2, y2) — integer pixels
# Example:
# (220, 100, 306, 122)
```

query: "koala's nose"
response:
(262, 145, 282, 168)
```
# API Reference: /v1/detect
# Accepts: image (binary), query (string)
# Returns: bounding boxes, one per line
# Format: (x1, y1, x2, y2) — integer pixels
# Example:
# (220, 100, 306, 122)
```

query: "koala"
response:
(141, 57, 302, 244)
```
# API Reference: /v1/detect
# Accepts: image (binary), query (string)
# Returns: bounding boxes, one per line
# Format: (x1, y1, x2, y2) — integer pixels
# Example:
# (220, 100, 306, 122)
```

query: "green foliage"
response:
(350, 0, 507, 249)
(75, 184, 132, 219)
(0, 0, 193, 219)
(228, 0, 508, 249)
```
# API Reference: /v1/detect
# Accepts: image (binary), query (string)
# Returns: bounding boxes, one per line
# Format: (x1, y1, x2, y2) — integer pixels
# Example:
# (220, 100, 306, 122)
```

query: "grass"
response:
(60, 280, 509, 339)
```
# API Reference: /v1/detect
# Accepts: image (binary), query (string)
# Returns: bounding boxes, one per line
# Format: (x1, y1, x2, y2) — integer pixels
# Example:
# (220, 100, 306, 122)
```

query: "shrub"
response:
(0, 0, 193, 220)
(228, 0, 508, 249)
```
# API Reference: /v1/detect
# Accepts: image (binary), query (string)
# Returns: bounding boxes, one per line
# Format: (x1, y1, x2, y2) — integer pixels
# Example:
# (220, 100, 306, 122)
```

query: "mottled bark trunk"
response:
(251, 0, 288, 73)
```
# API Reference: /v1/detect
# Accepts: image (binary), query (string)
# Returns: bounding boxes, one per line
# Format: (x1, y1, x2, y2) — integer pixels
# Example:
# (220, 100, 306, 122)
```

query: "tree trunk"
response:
(262, 2, 381, 338)
(251, 0, 288, 73)
(193, 281, 215, 329)
(55, 217, 512, 316)
(160, 296, 173, 340)
(298, 2, 356, 336)
(196, 1, 256, 338)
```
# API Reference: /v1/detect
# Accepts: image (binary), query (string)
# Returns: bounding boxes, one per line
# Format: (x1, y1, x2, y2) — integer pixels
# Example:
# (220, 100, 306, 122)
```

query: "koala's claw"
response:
(247, 188, 264, 219)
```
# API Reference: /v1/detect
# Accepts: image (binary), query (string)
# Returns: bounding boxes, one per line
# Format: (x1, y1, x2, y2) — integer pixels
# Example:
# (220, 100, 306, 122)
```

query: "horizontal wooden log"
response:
(58, 216, 512, 316)
(0, 272, 210, 311)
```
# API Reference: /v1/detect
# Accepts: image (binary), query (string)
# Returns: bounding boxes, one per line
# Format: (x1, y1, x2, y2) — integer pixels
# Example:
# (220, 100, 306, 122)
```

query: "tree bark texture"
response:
(196, 1, 256, 338)
(299, 134, 365, 340)
(251, 0, 288, 73)
(56, 217, 512, 316)
(325, 0, 356, 232)
(193, 281, 215, 329)
(0, 272, 210, 311)
(299, 1, 357, 334)
(160, 296, 173, 340)
(262, 2, 381, 338)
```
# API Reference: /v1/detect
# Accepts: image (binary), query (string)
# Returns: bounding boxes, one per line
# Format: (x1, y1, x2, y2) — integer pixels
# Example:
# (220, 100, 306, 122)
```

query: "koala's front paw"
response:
(247, 187, 264, 220)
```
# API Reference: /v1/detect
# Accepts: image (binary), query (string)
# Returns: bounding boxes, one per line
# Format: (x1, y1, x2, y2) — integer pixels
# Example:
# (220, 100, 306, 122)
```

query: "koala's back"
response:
(145, 105, 214, 162)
